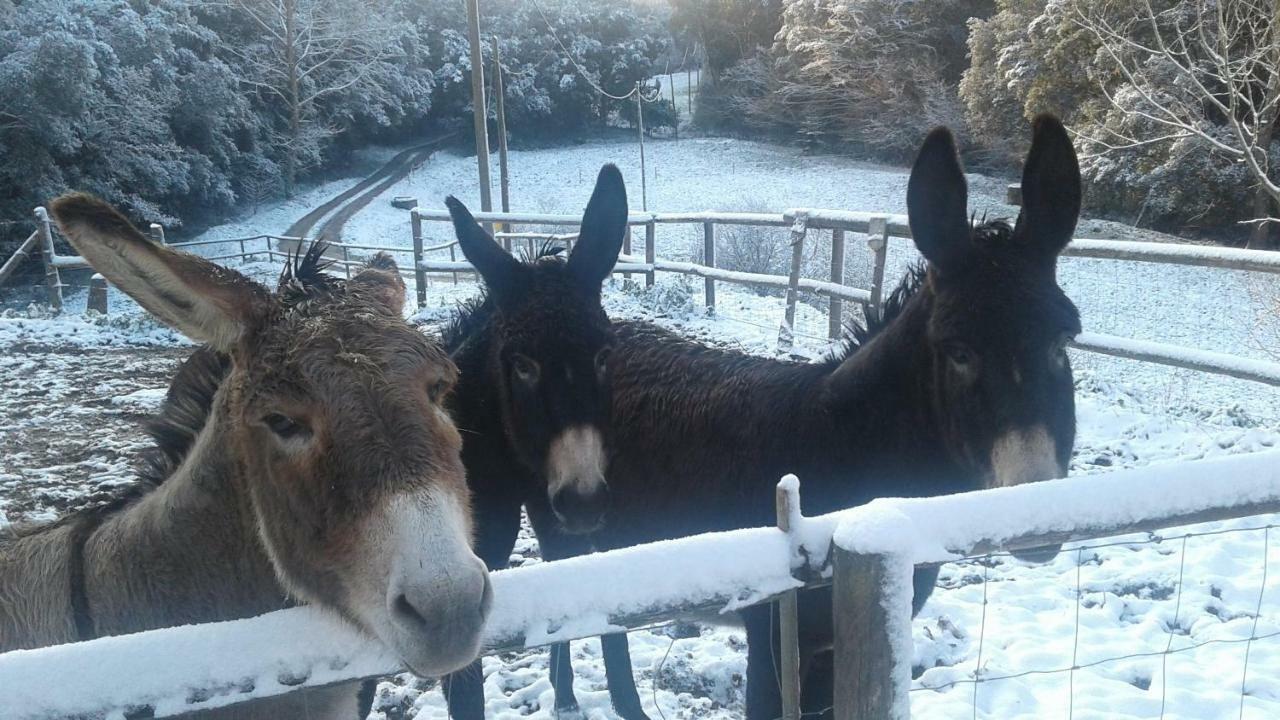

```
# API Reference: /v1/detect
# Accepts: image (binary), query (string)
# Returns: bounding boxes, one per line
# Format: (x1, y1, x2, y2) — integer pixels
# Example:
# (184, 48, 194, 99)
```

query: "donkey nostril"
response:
(392, 593, 429, 630)
(478, 572, 494, 621)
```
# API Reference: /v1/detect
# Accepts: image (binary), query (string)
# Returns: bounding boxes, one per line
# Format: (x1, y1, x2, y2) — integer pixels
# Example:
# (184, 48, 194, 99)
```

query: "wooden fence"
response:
(1, 450, 1276, 718)
(6, 204, 1280, 386)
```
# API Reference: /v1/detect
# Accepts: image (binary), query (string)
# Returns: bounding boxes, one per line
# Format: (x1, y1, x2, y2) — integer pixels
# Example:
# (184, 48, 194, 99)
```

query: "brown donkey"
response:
(0, 195, 492, 718)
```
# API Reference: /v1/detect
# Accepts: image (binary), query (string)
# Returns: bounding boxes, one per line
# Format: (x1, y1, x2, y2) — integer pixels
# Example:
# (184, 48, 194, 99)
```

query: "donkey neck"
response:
(80, 386, 283, 639)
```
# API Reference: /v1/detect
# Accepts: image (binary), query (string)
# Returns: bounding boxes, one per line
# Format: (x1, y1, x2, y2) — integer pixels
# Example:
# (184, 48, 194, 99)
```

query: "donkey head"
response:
(905, 115, 1081, 521)
(447, 164, 627, 534)
(49, 195, 491, 676)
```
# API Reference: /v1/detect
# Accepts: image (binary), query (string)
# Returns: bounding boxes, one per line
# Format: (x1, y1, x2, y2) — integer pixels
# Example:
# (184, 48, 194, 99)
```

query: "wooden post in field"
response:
(449, 245, 459, 285)
(622, 226, 633, 282)
(702, 220, 715, 311)
(148, 223, 166, 245)
(866, 216, 889, 324)
(411, 209, 428, 308)
(1006, 183, 1022, 206)
(34, 207, 62, 312)
(833, 546, 900, 720)
(776, 480, 803, 720)
(635, 82, 648, 212)
(341, 244, 351, 279)
(645, 220, 656, 288)
(87, 274, 108, 315)
(466, 0, 492, 216)
(686, 66, 692, 114)
(669, 74, 678, 139)
(828, 228, 845, 339)
(779, 215, 808, 354)
(492, 36, 510, 218)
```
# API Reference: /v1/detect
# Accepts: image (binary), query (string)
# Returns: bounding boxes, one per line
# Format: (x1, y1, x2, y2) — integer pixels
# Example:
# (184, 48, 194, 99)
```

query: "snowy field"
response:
(1, 134, 1278, 719)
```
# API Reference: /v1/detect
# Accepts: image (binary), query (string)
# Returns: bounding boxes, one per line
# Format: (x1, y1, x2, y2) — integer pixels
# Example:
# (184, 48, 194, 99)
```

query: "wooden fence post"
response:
(645, 220, 656, 288)
(703, 220, 716, 311)
(449, 245, 459, 285)
(87, 274, 108, 315)
(148, 223, 166, 246)
(341, 244, 351, 279)
(34, 207, 62, 312)
(623, 225, 633, 282)
(833, 545, 906, 720)
(1006, 183, 1023, 206)
(866, 216, 889, 324)
(776, 480, 803, 720)
(411, 209, 428, 309)
(778, 215, 808, 354)
(828, 228, 846, 339)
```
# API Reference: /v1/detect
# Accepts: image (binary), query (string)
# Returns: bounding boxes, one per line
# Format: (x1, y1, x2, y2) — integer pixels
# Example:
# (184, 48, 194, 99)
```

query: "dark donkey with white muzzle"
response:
(438, 165, 629, 719)
(0, 196, 491, 719)
(539, 115, 1084, 719)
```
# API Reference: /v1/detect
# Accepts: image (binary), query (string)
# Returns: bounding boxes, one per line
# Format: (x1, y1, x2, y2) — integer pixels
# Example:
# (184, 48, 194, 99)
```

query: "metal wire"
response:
(918, 523, 1277, 719)
(1239, 526, 1270, 719)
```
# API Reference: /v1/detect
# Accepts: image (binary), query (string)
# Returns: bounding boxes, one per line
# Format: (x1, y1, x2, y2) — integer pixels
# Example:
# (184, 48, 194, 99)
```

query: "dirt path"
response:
(283, 134, 454, 248)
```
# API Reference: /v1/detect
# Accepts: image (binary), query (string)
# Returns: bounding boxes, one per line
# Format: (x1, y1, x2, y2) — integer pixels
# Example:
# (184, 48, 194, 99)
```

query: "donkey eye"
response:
(944, 344, 974, 367)
(262, 413, 309, 441)
(427, 379, 450, 404)
(511, 355, 540, 386)
(595, 347, 612, 376)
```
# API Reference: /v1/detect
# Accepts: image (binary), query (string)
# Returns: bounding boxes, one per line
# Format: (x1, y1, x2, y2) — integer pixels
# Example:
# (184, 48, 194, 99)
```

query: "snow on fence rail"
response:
(1, 450, 1276, 719)
(8, 204, 1280, 385)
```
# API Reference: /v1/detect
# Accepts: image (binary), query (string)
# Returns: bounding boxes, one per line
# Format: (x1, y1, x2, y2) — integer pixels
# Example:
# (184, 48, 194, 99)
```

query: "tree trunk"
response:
(284, 0, 299, 197)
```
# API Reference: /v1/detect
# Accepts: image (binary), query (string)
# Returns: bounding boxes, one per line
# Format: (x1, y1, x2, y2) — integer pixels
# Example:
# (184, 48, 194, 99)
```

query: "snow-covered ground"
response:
(2, 134, 1278, 719)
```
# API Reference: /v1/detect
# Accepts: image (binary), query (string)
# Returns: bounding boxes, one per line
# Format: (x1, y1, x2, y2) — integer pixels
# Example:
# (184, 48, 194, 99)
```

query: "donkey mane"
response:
(278, 242, 342, 307)
(836, 217, 1015, 359)
(439, 250, 571, 353)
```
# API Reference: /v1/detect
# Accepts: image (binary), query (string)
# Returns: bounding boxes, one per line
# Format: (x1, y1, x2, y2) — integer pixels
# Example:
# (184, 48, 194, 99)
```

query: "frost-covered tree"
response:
(212, 0, 402, 194)
(752, 0, 993, 158)
(963, 0, 1280, 246)
(1074, 0, 1280, 249)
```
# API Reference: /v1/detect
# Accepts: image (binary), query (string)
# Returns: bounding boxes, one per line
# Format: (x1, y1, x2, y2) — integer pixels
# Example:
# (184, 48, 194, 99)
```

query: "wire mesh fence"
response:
(911, 520, 1280, 719)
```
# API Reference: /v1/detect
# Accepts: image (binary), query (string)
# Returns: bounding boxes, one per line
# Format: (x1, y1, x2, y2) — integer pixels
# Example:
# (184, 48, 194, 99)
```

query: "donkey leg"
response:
(913, 565, 941, 617)
(443, 661, 486, 720)
(602, 631, 652, 720)
(742, 604, 783, 720)
(800, 650, 835, 720)
(549, 640, 584, 717)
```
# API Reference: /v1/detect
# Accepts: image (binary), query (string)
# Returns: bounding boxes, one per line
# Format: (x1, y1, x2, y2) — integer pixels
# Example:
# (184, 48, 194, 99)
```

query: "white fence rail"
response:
(1, 451, 1277, 718)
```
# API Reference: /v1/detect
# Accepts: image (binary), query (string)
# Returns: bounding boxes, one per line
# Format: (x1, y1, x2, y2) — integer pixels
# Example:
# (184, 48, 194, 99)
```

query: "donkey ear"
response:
(567, 164, 628, 289)
(1015, 114, 1081, 259)
(49, 193, 270, 352)
(907, 127, 972, 274)
(350, 252, 406, 315)
(446, 196, 522, 301)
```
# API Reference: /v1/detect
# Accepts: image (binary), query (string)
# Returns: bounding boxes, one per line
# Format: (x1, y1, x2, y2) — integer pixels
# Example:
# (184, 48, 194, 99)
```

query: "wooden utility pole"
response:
(466, 0, 492, 213)
(492, 36, 510, 216)
(635, 81, 647, 212)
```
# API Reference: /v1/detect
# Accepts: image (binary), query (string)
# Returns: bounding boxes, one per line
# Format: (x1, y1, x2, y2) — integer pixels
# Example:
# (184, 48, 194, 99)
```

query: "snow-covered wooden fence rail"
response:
(1, 450, 1276, 719)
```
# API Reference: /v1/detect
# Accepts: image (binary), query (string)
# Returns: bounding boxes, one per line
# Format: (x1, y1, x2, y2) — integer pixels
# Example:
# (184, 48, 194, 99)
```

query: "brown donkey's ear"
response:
(567, 163, 628, 289)
(351, 251, 406, 315)
(906, 127, 972, 275)
(1015, 114, 1081, 261)
(446, 195, 523, 304)
(49, 193, 270, 351)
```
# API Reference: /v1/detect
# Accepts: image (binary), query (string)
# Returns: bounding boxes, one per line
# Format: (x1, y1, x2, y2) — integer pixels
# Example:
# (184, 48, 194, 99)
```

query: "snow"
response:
(3, 133, 1280, 719)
